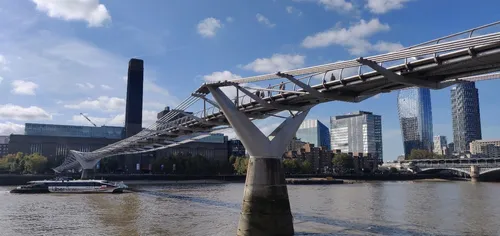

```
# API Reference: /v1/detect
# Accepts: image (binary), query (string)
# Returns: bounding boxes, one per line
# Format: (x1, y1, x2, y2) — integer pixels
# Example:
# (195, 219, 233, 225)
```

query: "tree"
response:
(300, 160, 313, 174)
(23, 153, 48, 174)
(283, 158, 300, 174)
(0, 152, 26, 173)
(233, 156, 248, 175)
(389, 167, 399, 173)
(229, 156, 236, 166)
(332, 153, 354, 174)
(407, 149, 440, 160)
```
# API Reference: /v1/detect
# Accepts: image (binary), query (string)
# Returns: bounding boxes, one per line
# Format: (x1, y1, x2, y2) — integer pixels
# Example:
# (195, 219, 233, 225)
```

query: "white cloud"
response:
(256, 13, 276, 28)
(204, 70, 242, 83)
(144, 101, 167, 110)
(318, 0, 354, 12)
(197, 17, 222, 38)
(64, 96, 125, 112)
(0, 29, 180, 111)
(31, 0, 111, 27)
(203, 71, 242, 99)
(100, 84, 112, 90)
(286, 6, 303, 16)
(76, 82, 95, 89)
(0, 76, 3, 85)
(242, 54, 305, 73)
(226, 17, 234, 23)
(11, 80, 39, 95)
(0, 104, 52, 121)
(0, 54, 8, 70)
(302, 18, 401, 55)
(71, 114, 108, 126)
(0, 122, 25, 135)
(70, 110, 158, 127)
(372, 41, 404, 53)
(365, 0, 410, 14)
(144, 79, 174, 98)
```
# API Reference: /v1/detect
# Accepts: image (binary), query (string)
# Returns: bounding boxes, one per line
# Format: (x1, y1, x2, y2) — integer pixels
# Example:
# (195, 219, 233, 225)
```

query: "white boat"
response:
(10, 179, 128, 194)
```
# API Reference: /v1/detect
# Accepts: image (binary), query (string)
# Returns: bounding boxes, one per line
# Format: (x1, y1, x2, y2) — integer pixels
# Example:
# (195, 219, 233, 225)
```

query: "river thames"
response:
(1, 181, 500, 236)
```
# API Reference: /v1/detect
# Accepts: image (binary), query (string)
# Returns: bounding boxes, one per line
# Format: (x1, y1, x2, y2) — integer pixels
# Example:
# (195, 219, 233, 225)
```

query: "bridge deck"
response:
(54, 22, 500, 172)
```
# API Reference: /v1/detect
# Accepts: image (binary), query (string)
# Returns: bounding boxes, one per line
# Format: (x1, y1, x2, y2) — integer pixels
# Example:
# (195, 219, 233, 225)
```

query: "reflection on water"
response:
(1, 181, 500, 235)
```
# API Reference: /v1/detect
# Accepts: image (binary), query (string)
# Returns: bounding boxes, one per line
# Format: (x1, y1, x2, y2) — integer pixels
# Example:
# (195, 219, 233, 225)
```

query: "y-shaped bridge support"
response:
(71, 151, 101, 179)
(208, 86, 312, 236)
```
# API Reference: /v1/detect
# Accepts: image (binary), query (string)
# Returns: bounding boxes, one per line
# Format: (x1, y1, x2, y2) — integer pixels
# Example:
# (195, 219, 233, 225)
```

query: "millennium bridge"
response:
(54, 21, 500, 235)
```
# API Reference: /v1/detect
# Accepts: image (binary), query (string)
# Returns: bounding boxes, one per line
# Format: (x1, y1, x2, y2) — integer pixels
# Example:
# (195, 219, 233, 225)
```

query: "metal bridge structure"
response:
(54, 21, 500, 235)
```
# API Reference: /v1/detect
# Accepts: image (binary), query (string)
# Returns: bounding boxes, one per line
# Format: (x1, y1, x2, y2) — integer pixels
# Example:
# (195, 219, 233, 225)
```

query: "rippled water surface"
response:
(1, 181, 500, 236)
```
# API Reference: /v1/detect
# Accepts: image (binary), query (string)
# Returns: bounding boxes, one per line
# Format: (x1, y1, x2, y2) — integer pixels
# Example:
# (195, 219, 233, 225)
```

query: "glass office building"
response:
(330, 111, 383, 162)
(25, 123, 125, 139)
(451, 82, 482, 153)
(397, 88, 433, 156)
(296, 119, 331, 150)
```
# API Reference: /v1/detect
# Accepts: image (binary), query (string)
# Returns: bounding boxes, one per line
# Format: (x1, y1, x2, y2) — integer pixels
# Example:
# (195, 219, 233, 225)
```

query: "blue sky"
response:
(0, 0, 499, 161)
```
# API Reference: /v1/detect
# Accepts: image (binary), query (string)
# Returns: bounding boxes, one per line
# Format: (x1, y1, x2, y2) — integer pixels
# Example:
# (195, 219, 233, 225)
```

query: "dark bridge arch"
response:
(478, 167, 500, 176)
(418, 167, 471, 177)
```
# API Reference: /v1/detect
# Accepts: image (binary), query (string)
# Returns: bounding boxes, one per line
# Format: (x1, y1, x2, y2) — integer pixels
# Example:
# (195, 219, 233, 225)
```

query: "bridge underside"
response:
(418, 168, 472, 176)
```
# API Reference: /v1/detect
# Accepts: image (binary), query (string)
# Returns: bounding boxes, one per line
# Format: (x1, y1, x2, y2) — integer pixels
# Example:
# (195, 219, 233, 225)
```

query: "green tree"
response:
(0, 152, 25, 173)
(407, 149, 437, 160)
(23, 153, 48, 174)
(233, 156, 248, 175)
(300, 160, 313, 174)
(283, 158, 300, 174)
(389, 167, 399, 173)
(332, 153, 354, 174)
(229, 156, 236, 166)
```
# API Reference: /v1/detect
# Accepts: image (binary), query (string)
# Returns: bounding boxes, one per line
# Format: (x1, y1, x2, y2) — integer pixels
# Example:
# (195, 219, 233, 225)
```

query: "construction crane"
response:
(80, 113, 97, 127)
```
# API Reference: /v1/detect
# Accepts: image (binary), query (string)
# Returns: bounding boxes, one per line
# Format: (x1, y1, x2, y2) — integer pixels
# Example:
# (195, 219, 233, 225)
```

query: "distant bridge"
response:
(401, 158, 500, 180)
(53, 21, 500, 235)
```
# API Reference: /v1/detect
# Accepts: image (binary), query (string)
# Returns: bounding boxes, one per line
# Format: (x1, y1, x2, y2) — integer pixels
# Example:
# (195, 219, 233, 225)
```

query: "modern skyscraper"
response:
(397, 88, 433, 156)
(296, 120, 331, 150)
(451, 82, 482, 153)
(330, 111, 383, 162)
(125, 58, 144, 138)
(433, 135, 448, 155)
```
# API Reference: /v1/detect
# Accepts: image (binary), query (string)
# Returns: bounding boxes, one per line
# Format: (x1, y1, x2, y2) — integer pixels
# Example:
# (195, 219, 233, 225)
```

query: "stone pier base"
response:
(237, 157, 294, 236)
(81, 169, 95, 180)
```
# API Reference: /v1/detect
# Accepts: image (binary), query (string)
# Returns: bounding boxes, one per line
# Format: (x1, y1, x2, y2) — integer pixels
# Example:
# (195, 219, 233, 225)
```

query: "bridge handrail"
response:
(403, 21, 500, 49)
(203, 31, 500, 85)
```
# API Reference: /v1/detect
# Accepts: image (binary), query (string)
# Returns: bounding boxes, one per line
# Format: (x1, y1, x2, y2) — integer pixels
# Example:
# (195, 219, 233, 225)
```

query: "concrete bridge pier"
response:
(470, 165, 480, 182)
(71, 150, 100, 180)
(208, 86, 312, 236)
(80, 168, 96, 180)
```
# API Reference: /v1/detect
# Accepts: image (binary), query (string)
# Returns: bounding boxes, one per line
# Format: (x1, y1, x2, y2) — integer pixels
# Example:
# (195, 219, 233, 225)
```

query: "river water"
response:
(1, 181, 499, 236)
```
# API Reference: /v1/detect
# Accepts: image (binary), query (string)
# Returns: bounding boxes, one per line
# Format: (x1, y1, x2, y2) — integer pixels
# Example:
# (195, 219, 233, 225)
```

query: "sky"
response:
(0, 0, 500, 161)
